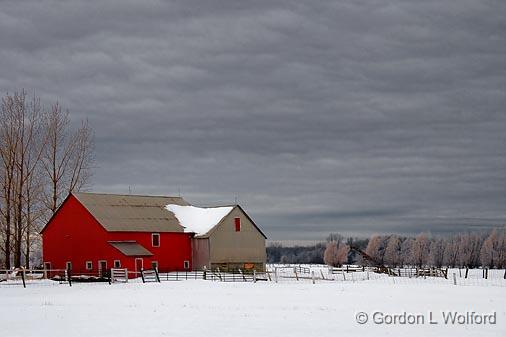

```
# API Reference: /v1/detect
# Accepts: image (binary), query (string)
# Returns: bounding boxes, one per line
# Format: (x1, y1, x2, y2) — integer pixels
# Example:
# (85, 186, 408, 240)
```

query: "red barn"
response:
(41, 192, 267, 276)
(41, 192, 194, 276)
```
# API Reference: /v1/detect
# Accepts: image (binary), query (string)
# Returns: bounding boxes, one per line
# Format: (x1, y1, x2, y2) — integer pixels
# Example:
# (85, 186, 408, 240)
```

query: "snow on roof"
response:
(165, 204, 234, 236)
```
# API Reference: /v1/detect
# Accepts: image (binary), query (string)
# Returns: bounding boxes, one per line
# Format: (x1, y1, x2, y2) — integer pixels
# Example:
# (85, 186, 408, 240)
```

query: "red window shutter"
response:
(235, 217, 241, 232)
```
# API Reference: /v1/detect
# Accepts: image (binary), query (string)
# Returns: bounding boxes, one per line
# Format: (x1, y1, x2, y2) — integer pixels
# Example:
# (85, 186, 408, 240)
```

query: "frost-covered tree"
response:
(458, 233, 483, 268)
(429, 238, 445, 268)
(383, 235, 402, 267)
(324, 233, 349, 267)
(365, 235, 387, 265)
(411, 233, 430, 267)
(400, 237, 414, 266)
(443, 235, 460, 268)
(480, 229, 506, 268)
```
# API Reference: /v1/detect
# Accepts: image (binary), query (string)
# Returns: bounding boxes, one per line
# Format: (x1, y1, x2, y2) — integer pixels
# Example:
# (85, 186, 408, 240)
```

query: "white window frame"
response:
(85, 261, 93, 270)
(66, 261, 72, 270)
(113, 260, 121, 268)
(183, 260, 190, 269)
(152, 233, 160, 247)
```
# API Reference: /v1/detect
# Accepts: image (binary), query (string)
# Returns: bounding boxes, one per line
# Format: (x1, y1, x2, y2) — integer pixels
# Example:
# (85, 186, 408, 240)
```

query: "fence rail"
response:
(2, 265, 505, 288)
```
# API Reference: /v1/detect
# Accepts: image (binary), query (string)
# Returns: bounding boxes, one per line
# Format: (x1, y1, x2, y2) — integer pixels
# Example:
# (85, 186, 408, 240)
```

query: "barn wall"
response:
(191, 238, 210, 270)
(41, 195, 125, 275)
(110, 232, 192, 272)
(208, 207, 266, 270)
(42, 194, 193, 276)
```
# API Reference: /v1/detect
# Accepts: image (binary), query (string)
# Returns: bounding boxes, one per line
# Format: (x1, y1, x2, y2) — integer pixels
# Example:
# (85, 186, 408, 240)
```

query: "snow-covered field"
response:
(1, 275, 505, 337)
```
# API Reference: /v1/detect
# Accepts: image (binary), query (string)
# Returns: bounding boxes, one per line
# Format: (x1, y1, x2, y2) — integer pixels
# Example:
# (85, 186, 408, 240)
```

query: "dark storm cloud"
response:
(1, 0, 505, 241)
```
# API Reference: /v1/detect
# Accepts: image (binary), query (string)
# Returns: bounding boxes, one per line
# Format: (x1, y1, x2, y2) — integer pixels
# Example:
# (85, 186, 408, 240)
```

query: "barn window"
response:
(66, 261, 72, 271)
(152, 233, 160, 247)
(234, 217, 241, 232)
(114, 260, 121, 268)
(86, 261, 92, 270)
(183, 260, 190, 269)
(151, 261, 158, 270)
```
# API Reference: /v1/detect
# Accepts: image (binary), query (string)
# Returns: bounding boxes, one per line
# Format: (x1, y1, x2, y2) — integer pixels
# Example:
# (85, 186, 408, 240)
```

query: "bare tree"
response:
(0, 91, 46, 267)
(41, 103, 94, 214)
(0, 94, 18, 269)
(0, 90, 94, 268)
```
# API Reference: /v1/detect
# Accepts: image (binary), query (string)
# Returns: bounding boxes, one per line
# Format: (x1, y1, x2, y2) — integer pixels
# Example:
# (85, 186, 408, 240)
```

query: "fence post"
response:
(21, 268, 26, 288)
(465, 267, 469, 279)
(141, 269, 145, 283)
(294, 269, 299, 281)
(485, 268, 488, 280)
(253, 270, 257, 283)
(274, 268, 278, 283)
(311, 271, 315, 284)
(67, 268, 72, 287)
(320, 270, 325, 280)
(366, 271, 369, 280)
(453, 273, 457, 286)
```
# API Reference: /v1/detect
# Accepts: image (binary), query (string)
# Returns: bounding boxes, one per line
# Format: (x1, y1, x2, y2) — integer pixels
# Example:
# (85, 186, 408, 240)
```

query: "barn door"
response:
(98, 260, 107, 277)
(135, 258, 143, 275)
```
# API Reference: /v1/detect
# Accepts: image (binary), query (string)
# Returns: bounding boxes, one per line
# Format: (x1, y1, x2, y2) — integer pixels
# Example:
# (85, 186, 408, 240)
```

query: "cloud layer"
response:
(1, 0, 505, 240)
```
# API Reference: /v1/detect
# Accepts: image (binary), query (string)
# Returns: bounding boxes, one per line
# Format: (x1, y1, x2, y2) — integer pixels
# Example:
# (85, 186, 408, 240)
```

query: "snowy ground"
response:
(1, 275, 505, 337)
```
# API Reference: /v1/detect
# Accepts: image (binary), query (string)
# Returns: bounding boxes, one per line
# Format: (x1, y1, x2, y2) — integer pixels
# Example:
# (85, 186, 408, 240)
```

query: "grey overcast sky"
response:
(1, 0, 505, 241)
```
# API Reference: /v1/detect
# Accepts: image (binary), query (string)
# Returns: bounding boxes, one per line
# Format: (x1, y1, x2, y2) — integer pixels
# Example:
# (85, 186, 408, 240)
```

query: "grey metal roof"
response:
(74, 192, 190, 232)
(109, 241, 154, 256)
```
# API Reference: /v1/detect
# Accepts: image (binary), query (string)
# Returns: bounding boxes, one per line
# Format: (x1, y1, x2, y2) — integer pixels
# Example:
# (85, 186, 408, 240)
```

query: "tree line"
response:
(268, 228, 506, 268)
(359, 229, 505, 268)
(0, 90, 94, 269)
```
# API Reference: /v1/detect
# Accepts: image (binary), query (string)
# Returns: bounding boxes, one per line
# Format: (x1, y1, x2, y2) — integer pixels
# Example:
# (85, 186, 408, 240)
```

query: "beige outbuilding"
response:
(165, 203, 267, 271)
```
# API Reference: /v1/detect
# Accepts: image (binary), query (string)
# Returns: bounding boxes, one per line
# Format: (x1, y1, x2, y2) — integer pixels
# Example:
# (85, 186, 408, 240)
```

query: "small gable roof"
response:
(73, 192, 189, 232)
(165, 204, 267, 239)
